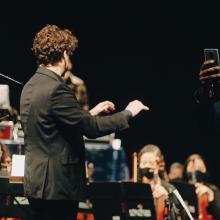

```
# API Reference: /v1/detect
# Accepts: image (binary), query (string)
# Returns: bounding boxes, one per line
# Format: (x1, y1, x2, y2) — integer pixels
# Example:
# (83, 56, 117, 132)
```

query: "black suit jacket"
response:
(194, 84, 220, 219)
(20, 67, 131, 200)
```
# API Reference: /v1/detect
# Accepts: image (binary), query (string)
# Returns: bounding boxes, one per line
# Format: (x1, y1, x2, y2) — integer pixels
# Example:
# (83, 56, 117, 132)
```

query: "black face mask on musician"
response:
(186, 170, 208, 182)
(139, 167, 154, 179)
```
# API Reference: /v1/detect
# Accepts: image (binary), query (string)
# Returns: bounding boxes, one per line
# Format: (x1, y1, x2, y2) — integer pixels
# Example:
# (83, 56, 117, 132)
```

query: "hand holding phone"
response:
(199, 49, 220, 82)
(204, 48, 220, 67)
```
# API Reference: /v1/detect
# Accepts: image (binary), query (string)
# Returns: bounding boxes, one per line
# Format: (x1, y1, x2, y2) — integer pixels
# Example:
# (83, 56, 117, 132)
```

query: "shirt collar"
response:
(36, 67, 65, 83)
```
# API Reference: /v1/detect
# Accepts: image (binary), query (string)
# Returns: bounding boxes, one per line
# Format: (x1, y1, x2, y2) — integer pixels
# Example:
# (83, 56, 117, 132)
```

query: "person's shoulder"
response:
(51, 81, 78, 102)
(53, 81, 74, 93)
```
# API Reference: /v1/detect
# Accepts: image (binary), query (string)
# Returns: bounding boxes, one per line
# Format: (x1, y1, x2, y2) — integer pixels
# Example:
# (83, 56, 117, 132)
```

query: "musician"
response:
(138, 144, 186, 219)
(184, 154, 220, 219)
(20, 24, 149, 220)
(0, 142, 11, 176)
(86, 162, 95, 182)
(63, 71, 89, 111)
(194, 59, 220, 136)
(168, 162, 184, 182)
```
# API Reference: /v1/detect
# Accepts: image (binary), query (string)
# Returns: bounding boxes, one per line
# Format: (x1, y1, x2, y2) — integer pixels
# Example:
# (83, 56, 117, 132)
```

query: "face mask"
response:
(139, 167, 154, 179)
(171, 177, 182, 182)
(187, 170, 207, 182)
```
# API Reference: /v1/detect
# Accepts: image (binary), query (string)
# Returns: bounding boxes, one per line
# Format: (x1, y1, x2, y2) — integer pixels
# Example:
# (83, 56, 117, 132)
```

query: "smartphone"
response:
(204, 48, 220, 66)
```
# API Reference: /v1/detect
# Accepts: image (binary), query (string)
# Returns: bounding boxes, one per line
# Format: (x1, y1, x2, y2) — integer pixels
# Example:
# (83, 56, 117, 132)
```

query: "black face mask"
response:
(171, 177, 182, 182)
(187, 170, 208, 183)
(139, 167, 154, 179)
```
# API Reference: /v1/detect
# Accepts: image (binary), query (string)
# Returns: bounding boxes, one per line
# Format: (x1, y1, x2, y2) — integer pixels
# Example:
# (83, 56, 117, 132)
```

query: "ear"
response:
(63, 50, 68, 59)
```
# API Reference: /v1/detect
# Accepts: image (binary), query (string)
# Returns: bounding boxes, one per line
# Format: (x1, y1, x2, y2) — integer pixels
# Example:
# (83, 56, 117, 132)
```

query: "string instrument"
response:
(77, 212, 94, 220)
(156, 196, 166, 220)
(131, 152, 138, 183)
(191, 169, 213, 220)
(154, 171, 167, 220)
(198, 192, 213, 220)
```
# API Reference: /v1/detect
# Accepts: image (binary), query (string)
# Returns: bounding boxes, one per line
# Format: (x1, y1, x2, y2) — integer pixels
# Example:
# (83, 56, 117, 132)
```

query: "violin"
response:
(156, 196, 166, 220)
(198, 189, 213, 220)
(191, 167, 213, 220)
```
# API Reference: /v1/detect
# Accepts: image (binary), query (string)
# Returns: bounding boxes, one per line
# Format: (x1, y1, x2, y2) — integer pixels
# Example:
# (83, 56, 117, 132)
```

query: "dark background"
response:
(1, 2, 220, 185)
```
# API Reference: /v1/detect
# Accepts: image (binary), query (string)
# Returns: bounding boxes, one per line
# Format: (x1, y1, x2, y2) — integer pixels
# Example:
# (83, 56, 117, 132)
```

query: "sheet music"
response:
(10, 154, 25, 177)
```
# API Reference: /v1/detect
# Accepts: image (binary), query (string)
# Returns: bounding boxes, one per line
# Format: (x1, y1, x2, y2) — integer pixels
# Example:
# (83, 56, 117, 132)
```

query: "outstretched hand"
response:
(125, 100, 149, 117)
(89, 101, 115, 116)
(90, 100, 149, 117)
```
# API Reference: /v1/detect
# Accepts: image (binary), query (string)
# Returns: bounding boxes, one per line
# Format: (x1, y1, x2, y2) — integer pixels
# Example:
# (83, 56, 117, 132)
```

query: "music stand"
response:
(0, 155, 33, 219)
(89, 182, 121, 220)
(89, 181, 156, 220)
(7, 182, 33, 220)
(170, 180, 198, 219)
(0, 177, 30, 218)
(0, 177, 9, 217)
(120, 182, 156, 220)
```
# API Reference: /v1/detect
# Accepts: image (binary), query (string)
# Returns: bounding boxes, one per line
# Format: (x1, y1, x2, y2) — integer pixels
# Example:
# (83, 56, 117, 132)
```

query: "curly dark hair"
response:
(32, 24, 78, 65)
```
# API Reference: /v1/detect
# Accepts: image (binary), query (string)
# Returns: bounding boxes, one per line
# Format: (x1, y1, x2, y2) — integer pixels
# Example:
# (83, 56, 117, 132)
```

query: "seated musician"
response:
(0, 142, 12, 176)
(168, 162, 184, 182)
(184, 154, 220, 219)
(138, 144, 185, 219)
(63, 70, 89, 111)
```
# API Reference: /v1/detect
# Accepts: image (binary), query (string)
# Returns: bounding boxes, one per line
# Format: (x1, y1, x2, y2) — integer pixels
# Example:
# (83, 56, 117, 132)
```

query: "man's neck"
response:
(40, 64, 64, 77)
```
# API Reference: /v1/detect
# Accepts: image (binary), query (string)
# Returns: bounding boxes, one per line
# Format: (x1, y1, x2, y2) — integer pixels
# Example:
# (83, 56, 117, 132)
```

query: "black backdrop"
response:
(1, 1, 220, 186)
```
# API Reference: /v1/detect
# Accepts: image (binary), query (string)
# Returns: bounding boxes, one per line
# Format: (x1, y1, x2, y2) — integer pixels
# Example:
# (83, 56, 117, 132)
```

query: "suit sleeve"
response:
(50, 83, 132, 138)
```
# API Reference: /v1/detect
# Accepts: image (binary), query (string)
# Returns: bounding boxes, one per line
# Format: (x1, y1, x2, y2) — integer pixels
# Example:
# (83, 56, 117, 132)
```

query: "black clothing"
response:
(28, 199, 78, 220)
(207, 183, 220, 219)
(20, 67, 131, 202)
(194, 83, 220, 219)
(194, 83, 220, 136)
